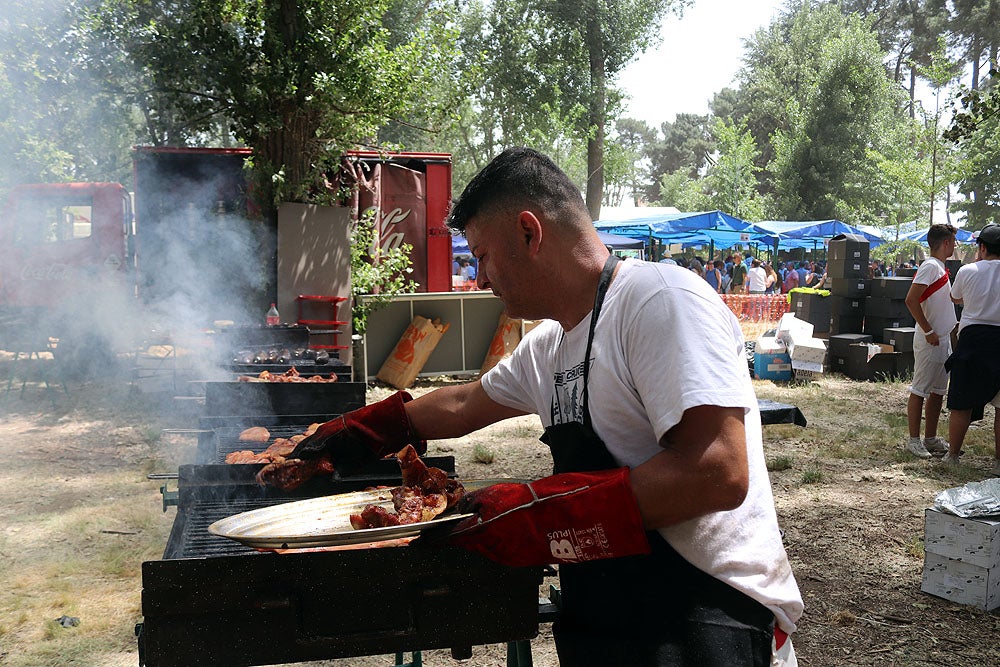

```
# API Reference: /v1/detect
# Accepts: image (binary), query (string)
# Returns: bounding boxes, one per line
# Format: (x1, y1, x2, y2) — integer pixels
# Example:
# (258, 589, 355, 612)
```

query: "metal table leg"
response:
(507, 640, 534, 667)
(393, 651, 422, 667)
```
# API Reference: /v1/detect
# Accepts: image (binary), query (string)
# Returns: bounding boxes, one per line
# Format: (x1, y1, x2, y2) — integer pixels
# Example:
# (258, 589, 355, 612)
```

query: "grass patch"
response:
(472, 443, 495, 464)
(767, 455, 793, 472)
(800, 468, 824, 484)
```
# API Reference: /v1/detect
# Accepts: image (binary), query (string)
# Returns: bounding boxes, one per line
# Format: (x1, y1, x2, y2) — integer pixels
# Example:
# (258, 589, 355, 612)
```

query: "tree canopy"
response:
(0, 0, 995, 232)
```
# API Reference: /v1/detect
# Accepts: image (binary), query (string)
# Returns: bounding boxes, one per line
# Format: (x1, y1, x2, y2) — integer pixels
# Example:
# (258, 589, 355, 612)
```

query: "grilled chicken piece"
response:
(238, 426, 270, 442)
(225, 450, 263, 464)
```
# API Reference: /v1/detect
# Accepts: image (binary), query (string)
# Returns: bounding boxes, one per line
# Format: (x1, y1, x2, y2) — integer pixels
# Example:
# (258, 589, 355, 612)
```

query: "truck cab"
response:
(0, 182, 135, 352)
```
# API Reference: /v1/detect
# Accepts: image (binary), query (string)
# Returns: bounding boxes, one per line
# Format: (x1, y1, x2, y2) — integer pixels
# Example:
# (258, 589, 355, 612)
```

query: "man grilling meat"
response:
(258, 148, 803, 666)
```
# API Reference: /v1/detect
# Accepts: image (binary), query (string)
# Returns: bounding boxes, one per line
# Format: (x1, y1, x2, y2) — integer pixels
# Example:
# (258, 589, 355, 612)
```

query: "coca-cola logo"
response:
(19, 263, 71, 281)
(363, 206, 412, 253)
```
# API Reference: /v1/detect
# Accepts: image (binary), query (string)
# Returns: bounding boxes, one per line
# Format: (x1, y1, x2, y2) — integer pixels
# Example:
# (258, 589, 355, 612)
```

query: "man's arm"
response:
(904, 281, 940, 345)
(405, 379, 527, 440)
(630, 404, 749, 530)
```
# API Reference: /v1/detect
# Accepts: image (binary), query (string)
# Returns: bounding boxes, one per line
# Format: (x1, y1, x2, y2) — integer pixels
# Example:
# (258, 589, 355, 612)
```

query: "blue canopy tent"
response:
(594, 210, 751, 238)
(899, 227, 976, 244)
(750, 220, 886, 247)
(595, 210, 754, 260)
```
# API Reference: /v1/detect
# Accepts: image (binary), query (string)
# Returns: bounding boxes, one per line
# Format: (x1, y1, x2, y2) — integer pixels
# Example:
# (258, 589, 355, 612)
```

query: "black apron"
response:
(541, 255, 773, 667)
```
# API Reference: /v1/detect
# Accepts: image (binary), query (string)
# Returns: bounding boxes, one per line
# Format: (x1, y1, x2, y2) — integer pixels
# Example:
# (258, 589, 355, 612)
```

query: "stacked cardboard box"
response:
(828, 295, 865, 336)
(827, 333, 873, 375)
(843, 342, 903, 381)
(864, 277, 915, 343)
(753, 335, 792, 381)
(884, 326, 916, 375)
(922, 509, 1000, 611)
(827, 234, 870, 335)
(790, 292, 830, 334)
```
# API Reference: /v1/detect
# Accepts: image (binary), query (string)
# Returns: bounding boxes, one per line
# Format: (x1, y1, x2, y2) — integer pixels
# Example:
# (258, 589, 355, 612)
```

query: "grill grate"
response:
(230, 358, 351, 379)
(209, 424, 320, 464)
(169, 498, 287, 559)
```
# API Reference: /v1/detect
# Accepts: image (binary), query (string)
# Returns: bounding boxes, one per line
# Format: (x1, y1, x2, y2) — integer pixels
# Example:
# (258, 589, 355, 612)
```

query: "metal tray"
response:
(208, 487, 472, 549)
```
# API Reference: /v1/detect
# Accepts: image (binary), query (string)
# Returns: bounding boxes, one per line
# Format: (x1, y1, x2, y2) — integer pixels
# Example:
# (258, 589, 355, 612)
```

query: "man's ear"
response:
(516, 210, 543, 256)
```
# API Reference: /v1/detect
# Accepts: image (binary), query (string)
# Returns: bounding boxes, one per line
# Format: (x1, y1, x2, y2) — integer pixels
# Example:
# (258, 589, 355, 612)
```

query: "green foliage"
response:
(0, 0, 140, 192)
(472, 443, 496, 465)
(645, 113, 714, 200)
(766, 454, 793, 472)
(349, 210, 417, 336)
(90, 0, 464, 213)
(702, 118, 768, 221)
(603, 116, 664, 206)
(800, 467, 824, 484)
(944, 71, 1000, 226)
(657, 169, 705, 211)
(413, 0, 689, 215)
(766, 8, 924, 226)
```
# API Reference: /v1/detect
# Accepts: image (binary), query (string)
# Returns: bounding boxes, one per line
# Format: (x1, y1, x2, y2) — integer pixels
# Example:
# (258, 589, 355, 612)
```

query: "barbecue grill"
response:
(137, 461, 546, 667)
(194, 417, 340, 464)
(230, 357, 351, 380)
(202, 380, 365, 418)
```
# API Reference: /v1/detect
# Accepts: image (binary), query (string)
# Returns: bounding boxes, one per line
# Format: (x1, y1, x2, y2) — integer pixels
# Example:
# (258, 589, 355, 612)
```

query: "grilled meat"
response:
(237, 367, 338, 383)
(226, 424, 323, 465)
(238, 426, 270, 442)
(254, 456, 336, 490)
(349, 445, 465, 530)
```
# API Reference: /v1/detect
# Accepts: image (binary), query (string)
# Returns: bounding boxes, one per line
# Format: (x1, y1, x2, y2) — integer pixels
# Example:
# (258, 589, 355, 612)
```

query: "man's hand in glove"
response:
(256, 391, 425, 490)
(449, 468, 650, 568)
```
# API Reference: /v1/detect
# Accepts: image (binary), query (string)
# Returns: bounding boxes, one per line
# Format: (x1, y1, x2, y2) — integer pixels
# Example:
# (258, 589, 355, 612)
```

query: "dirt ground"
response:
(1, 350, 999, 667)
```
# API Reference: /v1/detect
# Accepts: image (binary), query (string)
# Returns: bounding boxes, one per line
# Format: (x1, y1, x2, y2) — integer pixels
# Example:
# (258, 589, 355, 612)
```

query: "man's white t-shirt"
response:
(481, 258, 804, 633)
(952, 259, 1000, 331)
(748, 266, 767, 292)
(912, 257, 957, 361)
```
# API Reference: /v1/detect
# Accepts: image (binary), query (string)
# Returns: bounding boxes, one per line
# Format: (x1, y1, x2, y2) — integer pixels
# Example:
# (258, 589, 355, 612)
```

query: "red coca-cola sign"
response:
(346, 152, 452, 293)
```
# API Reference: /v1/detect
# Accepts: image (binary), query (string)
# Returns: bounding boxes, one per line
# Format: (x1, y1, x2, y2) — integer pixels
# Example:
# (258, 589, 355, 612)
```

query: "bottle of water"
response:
(266, 303, 280, 326)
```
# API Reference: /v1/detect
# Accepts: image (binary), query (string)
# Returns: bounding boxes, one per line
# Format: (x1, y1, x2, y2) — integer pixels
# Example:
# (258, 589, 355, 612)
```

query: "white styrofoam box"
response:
(789, 337, 828, 365)
(755, 335, 786, 354)
(790, 359, 824, 373)
(921, 552, 1000, 611)
(924, 509, 1000, 570)
(776, 313, 814, 346)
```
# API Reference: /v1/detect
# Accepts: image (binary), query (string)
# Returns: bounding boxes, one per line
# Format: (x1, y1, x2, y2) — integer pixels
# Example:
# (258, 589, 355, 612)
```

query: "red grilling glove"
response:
(448, 468, 651, 568)
(288, 391, 424, 463)
(256, 391, 425, 490)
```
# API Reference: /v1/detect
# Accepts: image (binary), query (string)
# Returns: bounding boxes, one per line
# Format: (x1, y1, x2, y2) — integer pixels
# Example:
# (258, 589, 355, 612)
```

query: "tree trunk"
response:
(584, 11, 605, 221)
(909, 67, 916, 119)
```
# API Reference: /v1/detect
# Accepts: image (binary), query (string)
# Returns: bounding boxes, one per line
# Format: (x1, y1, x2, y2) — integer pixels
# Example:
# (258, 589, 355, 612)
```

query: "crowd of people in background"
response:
(658, 252, 830, 295)
(458, 247, 921, 297)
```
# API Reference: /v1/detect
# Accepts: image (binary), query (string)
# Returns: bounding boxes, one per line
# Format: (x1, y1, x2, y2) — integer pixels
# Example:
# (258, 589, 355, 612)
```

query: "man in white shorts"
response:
(946, 224, 1000, 473)
(903, 224, 957, 458)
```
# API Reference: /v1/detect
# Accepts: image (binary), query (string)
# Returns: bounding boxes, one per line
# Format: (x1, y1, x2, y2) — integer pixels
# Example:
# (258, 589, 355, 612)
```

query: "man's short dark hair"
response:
(927, 223, 957, 250)
(447, 147, 588, 233)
